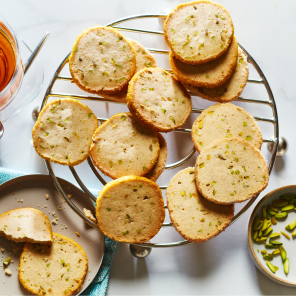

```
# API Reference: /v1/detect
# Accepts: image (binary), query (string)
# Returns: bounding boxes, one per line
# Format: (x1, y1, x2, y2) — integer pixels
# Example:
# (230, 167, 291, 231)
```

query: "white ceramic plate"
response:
(0, 174, 104, 295)
(248, 185, 296, 287)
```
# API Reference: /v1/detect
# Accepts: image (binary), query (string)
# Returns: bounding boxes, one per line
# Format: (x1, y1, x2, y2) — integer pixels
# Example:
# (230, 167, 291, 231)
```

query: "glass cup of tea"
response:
(0, 16, 23, 110)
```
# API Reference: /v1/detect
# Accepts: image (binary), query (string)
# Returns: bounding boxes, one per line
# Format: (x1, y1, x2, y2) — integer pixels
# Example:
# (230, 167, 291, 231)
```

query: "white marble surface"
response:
(0, 0, 296, 295)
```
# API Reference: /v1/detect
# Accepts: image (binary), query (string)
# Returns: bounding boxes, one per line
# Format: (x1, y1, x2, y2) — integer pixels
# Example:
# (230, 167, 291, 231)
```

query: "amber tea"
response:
(0, 27, 16, 92)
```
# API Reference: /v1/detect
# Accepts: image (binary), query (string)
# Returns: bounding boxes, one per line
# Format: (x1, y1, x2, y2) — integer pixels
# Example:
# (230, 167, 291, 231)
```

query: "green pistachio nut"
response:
(274, 212, 288, 219)
(281, 204, 295, 211)
(266, 261, 278, 273)
(269, 233, 280, 238)
(253, 216, 260, 230)
(269, 240, 282, 245)
(280, 194, 295, 200)
(285, 220, 296, 230)
(279, 246, 287, 261)
(273, 200, 289, 208)
(284, 258, 289, 274)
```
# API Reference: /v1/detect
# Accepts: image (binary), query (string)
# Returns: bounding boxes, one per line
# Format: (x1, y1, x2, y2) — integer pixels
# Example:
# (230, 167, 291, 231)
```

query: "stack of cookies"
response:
(31, 1, 270, 246)
(0, 208, 88, 296)
(164, 1, 249, 103)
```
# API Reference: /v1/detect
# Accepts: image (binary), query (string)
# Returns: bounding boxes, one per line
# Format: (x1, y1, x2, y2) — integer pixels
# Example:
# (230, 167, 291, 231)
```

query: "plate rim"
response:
(248, 184, 296, 287)
(0, 173, 105, 295)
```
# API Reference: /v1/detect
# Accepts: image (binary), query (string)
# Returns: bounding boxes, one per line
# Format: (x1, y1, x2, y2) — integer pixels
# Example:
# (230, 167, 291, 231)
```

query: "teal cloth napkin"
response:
(0, 167, 118, 296)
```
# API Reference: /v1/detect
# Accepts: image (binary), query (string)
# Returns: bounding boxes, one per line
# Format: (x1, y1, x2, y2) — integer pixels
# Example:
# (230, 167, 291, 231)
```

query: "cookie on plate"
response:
(90, 113, 160, 179)
(145, 133, 167, 181)
(19, 233, 88, 296)
(186, 48, 249, 102)
(127, 68, 192, 132)
(195, 138, 269, 205)
(32, 98, 98, 166)
(97, 39, 157, 103)
(69, 26, 136, 94)
(96, 176, 165, 243)
(166, 167, 234, 242)
(164, 1, 234, 65)
(191, 103, 263, 153)
(0, 208, 52, 244)
(169, 36, 238, 88)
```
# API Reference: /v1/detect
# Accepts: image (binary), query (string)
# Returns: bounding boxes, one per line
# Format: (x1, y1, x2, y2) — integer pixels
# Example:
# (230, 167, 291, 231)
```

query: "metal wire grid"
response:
(41, 15, 279, 248)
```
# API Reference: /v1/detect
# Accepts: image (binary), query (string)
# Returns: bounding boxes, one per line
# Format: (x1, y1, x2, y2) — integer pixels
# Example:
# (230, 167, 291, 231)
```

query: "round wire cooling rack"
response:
(40, 14, 279, 257)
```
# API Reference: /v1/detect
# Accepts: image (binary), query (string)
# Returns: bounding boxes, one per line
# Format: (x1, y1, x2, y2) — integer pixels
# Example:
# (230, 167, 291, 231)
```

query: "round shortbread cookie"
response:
(186, 48, 249, 102)
(164, 1, 234, 65)
(127, 67, 192, 132)
(0, 208, 52, 244)
(32, 98, 98, 166)
(191, 103, 263, 153)
(195, 138, 269, 205)
(145, 133, 168, 181)
(166, 167, 234, 242)
(97, 39, 157, 103)
(69, 26, 136, 94)
(96, 176, 165, 243)
(169, 36, 238, 88)
(19, 233, 88, 296)
(90, 113, 160, 179)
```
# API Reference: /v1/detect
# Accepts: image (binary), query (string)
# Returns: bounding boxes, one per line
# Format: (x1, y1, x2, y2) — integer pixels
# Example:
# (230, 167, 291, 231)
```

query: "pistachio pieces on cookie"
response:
(19, 233, 88, 296)
(187, 48, 249, 102)
(96, 176, 165, 243)
(69, 26, 136, 94)
(90, 113, 160, 179)
(195, 138, 269, 205)
(0, 208, 52, 244)
(192, 103, 262, 153)
(166, 167, 234, 242)
(164, 1, 234, 65)
(170, 36, 238, 88)
(97, 39, 157, 103)
(127, 68, 192, 132)
(32, 98, 98, 166)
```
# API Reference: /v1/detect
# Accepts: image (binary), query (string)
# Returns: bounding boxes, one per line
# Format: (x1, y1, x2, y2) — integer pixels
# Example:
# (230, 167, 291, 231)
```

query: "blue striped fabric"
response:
(0, 167, 118, 296)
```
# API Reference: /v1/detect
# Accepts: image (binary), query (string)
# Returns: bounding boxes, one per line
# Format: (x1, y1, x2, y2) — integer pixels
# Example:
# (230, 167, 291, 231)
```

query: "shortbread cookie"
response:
(186, 48, 249, 102)
(164, 1, 234, 65)
(32, 99, 98, 166)
(195, 138, 269, 205)
(166, 167, 234, 242)
(127, 68, 192, 132)
(191, 103, 263, 153)
(90, 113, 160, 179)
(169, 36, 238, 88)
(97, 39, 157, 103)
(96, 176, 165, 243)
(130, 39, 157, 72)
(0, 208, 52, 244)
(69, 26, 136, 94)
(19, 233, 88, 296)
(145, 133, 167, 181)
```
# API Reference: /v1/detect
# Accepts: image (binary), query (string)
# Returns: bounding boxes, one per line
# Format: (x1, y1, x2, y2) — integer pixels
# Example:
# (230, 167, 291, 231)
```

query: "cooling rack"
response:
(39, 14, 279, 257)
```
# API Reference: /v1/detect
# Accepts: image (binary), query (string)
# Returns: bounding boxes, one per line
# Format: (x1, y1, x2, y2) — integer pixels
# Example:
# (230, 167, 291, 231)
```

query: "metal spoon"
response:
(24, 32, 50, 74)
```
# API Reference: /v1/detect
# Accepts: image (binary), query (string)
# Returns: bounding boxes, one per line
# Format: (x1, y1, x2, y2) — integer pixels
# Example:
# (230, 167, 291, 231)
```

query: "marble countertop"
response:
(1, 0, 296, 294)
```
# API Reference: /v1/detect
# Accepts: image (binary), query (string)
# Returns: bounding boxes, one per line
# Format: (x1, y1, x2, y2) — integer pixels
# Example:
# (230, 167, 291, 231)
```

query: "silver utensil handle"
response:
(23, 32, 50, 75)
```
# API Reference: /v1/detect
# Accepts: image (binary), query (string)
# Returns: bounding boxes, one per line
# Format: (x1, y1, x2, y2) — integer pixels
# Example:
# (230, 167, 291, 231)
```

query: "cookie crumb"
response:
(5, 268, 12, 276)
(52, 219, 58, 225)
(83, 208, 96, 223)
(45, 194, 49, 200)
(76, 231, 80, 237)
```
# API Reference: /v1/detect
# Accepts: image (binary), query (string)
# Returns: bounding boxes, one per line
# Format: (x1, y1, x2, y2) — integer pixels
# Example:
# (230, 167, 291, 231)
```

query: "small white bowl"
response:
(248, 185, 296, 287)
